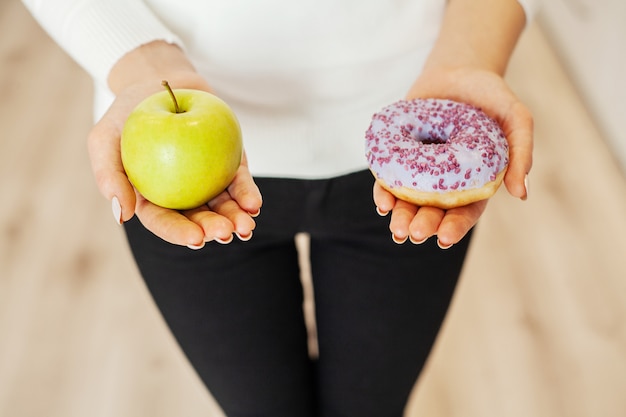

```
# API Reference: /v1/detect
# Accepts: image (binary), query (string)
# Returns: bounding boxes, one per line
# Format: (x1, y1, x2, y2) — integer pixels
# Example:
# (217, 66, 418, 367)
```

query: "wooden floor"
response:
(2, 1, 626, 416)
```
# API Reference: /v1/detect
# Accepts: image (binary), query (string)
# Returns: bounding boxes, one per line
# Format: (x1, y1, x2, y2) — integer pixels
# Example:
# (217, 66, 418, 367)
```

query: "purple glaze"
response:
(365, 99, 508, 192)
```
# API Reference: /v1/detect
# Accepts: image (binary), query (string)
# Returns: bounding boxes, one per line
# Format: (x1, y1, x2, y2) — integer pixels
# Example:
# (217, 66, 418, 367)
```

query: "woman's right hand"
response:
(87, 42, 262, 249)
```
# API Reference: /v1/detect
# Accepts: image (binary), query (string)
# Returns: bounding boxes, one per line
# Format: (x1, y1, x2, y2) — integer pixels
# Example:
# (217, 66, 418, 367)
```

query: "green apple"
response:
(121, 81, 243, 210)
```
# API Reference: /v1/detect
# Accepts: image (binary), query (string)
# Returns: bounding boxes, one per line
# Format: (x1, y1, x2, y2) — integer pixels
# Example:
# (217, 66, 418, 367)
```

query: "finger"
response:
(436, 199, 488, 246)
(185, 205, 236, 242)
(135, 196, 206, 246)
(501, 101, 534, 200)
(87, 114, 136, 223)
(388, 199, 419, 243)
(226, 153, 263, 216)
(372, 181, 395, 216)
(408, 206, 445, 244)
(208, 190, 257, 239)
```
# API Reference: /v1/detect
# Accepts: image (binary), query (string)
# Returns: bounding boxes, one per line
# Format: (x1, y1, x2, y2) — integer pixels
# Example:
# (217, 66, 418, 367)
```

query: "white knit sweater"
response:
(22, 0, 536, 178)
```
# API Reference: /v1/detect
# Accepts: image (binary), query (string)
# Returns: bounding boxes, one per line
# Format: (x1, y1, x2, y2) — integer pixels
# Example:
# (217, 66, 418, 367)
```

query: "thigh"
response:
(124, 208, 315, 416)
(307, 171, 472, 416)
(311, 234, 471, 417)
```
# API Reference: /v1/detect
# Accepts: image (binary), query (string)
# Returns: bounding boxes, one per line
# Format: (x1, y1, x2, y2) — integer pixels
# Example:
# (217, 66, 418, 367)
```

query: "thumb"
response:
(87, 115, 136, 224)
(501, 100, 534, 200)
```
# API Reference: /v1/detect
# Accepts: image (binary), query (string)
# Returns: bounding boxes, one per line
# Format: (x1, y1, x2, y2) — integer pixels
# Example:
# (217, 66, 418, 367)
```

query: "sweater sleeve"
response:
(21, 0, 183, 86)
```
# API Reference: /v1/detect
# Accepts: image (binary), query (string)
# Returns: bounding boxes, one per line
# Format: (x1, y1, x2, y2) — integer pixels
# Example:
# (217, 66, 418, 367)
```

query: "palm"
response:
(87, 75, 262, 248)
(374, 68, 533, 247)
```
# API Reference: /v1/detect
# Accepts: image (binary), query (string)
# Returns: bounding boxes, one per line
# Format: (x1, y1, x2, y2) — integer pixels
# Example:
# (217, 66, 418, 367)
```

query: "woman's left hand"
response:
(373, 67, 533, 248)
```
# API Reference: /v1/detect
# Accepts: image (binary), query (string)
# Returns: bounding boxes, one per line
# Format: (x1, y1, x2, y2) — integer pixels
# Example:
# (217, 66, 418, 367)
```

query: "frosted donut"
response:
(365, 98, 508, 209)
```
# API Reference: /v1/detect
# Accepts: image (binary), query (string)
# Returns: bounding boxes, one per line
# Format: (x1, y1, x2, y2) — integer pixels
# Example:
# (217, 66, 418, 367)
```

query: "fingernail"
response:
(235, 231, 253, 242)
(409, 235, 429, 245)
(111, 196, 122, 225)
(437, 239, 453, 250)
(522, 174, 530, 201)
(248, 208, 261, 218)
(187, 242, 205, 250)
(376, 207, 389, 216)
(215, 234, 234, 244)
(392, 233, 408, 244)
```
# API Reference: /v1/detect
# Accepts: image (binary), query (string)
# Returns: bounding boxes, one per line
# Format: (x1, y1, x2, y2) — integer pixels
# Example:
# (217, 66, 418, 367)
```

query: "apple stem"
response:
(162, 80, 183, 113)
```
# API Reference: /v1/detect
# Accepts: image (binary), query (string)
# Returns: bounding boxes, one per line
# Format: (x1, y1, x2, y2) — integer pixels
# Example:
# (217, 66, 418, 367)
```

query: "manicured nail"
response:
(392, 233, 408, 244)
(248, 208, 261, 218)
(111, 196, 122, 225)
(522, 174, 530, 201)
(376, 207, 389, 216)
(215, 234, 234, 244)
(437, 239, 453, 250)
(187, 242, 205, 250)
(409, 235, 429, 245)
(235, 231, 253, 242)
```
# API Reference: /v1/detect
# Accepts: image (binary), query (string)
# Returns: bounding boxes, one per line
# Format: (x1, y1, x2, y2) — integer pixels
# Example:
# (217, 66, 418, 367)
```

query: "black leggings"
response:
(124, 170, 472, 417)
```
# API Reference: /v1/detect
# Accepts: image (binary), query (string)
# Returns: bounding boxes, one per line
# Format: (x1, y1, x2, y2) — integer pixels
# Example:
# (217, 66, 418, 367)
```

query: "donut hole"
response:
(403, 122, 452, 145)
(417, 135, 447, 145)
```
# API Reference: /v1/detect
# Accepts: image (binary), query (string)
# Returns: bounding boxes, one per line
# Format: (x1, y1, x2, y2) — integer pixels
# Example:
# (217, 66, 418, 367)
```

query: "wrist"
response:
(107, 40, 209, 94)
(406, 66, 496, 101)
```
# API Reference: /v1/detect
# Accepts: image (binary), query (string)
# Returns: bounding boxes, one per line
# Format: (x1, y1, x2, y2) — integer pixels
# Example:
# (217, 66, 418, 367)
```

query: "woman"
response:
(22, 0, 534, 415)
